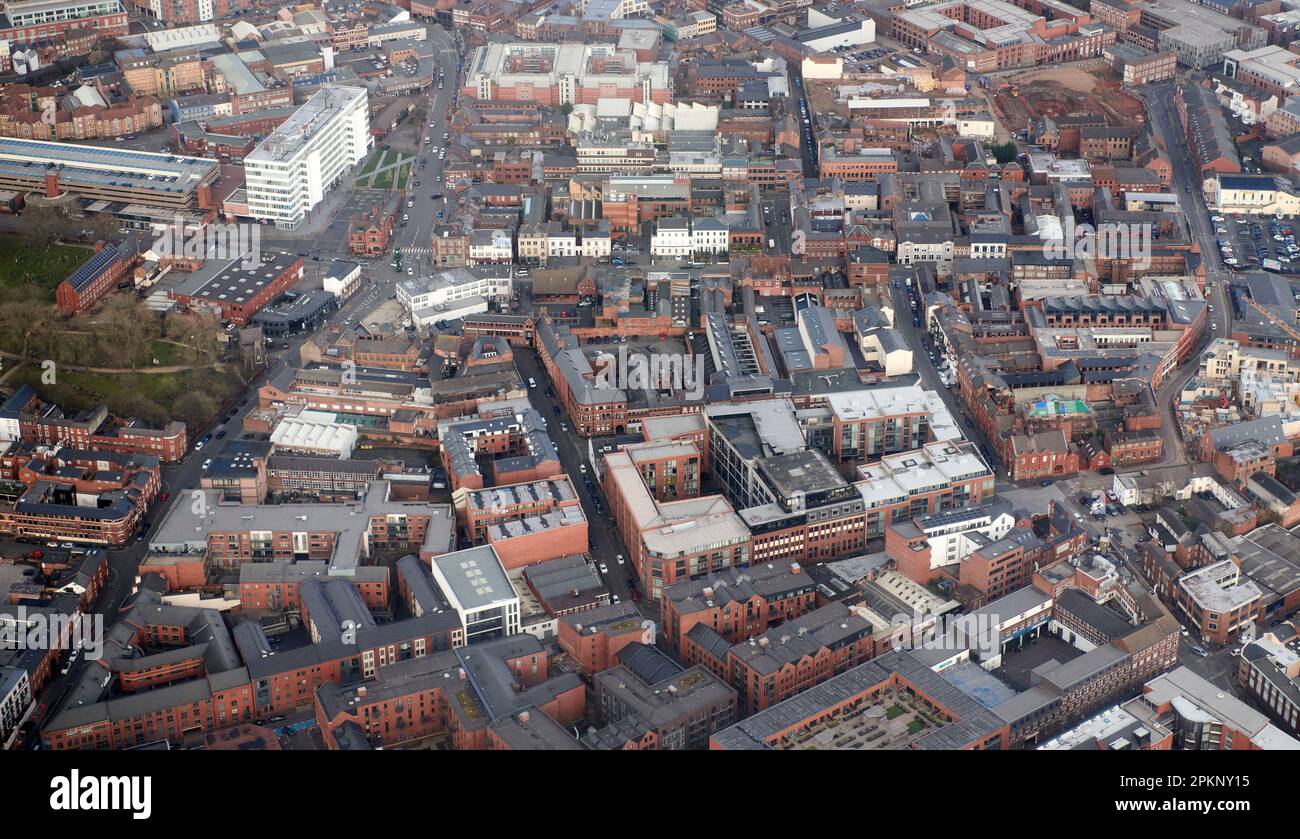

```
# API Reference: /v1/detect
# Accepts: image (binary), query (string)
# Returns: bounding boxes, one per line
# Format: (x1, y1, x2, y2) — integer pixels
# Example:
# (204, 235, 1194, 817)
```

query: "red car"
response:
(159, 492, 170, 503)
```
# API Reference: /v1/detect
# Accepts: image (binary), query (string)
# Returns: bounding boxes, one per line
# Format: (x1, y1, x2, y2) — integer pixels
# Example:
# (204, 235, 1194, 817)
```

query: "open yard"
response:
(775, 687, 948, 750)
(0, 236, 93, 300)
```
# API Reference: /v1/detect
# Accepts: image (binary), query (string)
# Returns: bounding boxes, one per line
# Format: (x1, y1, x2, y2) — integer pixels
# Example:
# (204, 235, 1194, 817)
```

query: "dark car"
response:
(1039, 479, 1053, 487)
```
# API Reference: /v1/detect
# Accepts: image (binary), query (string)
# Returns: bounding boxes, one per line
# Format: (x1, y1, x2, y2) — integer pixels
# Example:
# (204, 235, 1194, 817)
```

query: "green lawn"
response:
(393, 161, 413, 190)
(361, 150, 414, 190)
(147, 340, 187, 366)
(0, 236, 92, 299)
(356, 148, 387, 179)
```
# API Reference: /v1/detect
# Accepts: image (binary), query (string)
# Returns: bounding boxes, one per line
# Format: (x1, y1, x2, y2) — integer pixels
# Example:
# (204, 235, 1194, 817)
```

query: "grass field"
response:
(0, 236, 92, 299)
(358, 149, 414, 190)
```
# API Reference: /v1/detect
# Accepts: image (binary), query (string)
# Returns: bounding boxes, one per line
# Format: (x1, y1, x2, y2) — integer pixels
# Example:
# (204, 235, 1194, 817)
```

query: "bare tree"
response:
(20, 204, 72, 247)
(87, 213, 119, 244)
(171, 391, 217, 428)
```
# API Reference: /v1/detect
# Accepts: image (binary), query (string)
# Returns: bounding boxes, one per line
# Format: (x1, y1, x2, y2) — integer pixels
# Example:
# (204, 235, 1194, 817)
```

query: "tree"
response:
(561, 103, 573, 116)
(87, 213, 119, 244)
(171, 391, 217, 428)
(20, 204, 72, 247)
(112, 391, 166, 426)
(92, 296, 157, 370)
(990, 141, 1018, 165)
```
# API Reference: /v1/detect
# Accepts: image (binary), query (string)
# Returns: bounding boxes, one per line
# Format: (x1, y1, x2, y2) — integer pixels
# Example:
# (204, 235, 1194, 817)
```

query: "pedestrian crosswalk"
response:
(396, 247, 433, 257)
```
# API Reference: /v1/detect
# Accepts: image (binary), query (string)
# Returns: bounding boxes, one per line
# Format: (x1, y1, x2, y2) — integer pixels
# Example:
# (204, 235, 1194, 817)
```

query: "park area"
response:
(0, 235, 93, 300)
(356, 148, 414, 190)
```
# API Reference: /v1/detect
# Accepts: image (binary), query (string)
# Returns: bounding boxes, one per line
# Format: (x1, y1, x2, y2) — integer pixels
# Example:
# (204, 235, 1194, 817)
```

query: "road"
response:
(1138, 82, 1232, 468)
(794, 74, 818, 178)
(886, 281, 1007, 476)
(510, 348, 648, 614)
(21, 24, 471, 747)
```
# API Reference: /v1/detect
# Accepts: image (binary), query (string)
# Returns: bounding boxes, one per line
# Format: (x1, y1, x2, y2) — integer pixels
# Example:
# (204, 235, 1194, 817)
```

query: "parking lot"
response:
(829, 45, 890, 71)
(1215, 211, 1300, 275)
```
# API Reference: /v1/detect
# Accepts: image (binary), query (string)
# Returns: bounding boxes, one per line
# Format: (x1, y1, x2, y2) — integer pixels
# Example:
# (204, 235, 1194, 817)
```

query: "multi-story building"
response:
(120, 49, 205, 98)
(557, 602, 651, 674)
(54, 242, 133, 316)
(603, 445, 750, 602)
(0, 137, 219, 209)
(148, 480, 455, 575)
(1140, 666, 1300, 749)
(585, 645, 737, 750)
(822, 385, 962, 469)
(14, 393, 187, 462)
(1104, 43, 1177, 85)
(0, 446, 159, 546)
(170, 253, 304, 326)
(1237, 634, 1300, 737)
(463, 43, 672, 107)
(661, 561, 817, 654)
(0, 0, 129, 41)
(1174, 559, 1264, 645)
(244, 85, 371, 229)
(315, 633, 585, 751)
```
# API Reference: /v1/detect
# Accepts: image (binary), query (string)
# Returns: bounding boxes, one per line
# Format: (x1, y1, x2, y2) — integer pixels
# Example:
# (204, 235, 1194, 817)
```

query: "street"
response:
(510, 348, 647, 616)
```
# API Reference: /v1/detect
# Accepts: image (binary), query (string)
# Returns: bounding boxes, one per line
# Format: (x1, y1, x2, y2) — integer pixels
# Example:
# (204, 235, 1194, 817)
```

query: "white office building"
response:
(397, 268, 512, 325)
(650, 216, 694, 258)
(245, 85, 371, 229)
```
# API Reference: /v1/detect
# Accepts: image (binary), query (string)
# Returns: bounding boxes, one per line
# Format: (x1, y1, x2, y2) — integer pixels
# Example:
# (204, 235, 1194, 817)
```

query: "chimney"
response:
(790, 562, 802, 574)
(702, 586, 714, 598)
(356, 685, 367, 697)
(458, 667, 467, 680)
(518, 710, 530, 724)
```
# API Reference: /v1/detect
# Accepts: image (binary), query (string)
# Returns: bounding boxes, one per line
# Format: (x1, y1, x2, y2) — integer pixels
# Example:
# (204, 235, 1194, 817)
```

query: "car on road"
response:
(616, 555, 624, 565)
(1189, 644, 1209, 657)
(599, 563, 609, 574)
(1039, 479, 1053, 487)
(202, 459, 212, 470)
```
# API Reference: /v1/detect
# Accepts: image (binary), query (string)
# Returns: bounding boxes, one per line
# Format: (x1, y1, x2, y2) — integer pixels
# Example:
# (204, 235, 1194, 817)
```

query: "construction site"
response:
(990, 68, 1145, 134)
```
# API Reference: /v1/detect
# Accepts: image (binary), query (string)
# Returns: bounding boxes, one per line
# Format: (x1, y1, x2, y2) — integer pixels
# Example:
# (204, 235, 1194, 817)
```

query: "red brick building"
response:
(54, 242, 133, 316)
(558, 603, 651, 673)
